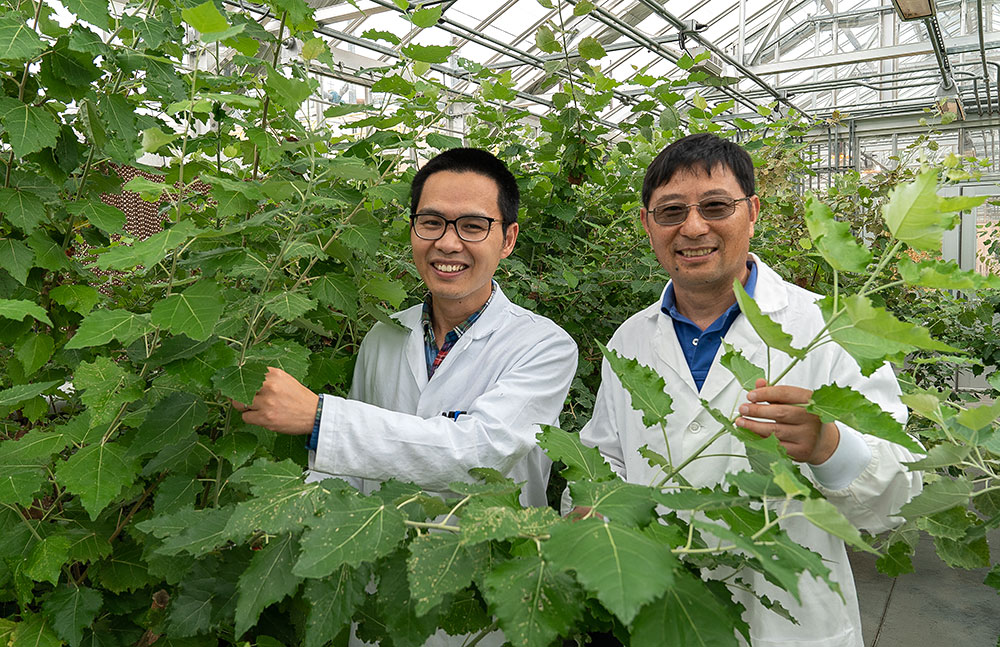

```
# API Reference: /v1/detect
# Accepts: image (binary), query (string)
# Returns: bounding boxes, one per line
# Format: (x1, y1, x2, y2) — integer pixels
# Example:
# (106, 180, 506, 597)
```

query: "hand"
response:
(231, 367, 318, 435)
(734, 378, 840, 465)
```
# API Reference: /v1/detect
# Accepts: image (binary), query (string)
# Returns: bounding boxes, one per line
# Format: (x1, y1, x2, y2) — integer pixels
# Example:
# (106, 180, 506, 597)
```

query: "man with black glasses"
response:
(580, 133, 920, 646)
(234, 147, 576, 508)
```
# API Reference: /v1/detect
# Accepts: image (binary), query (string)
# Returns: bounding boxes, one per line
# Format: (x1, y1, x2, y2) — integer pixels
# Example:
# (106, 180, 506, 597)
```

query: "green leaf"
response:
(536, 425, 617, 482)
(370, 74, 414, 96)
(294, 492, 407, 578)
(149, 508, 235, 556)
(28, 230, 71, 271)
(128, 393, 209, 458)
(122, 176, 169, 201)
(55, 443, 138, 520)
(877, 540, 914, 576)
(573, 0, 596, 15)
(425, 132, 463, 150)
(10, 614, 62, 647)
(15, 334, 54, 376)
(407, 533, 478, 615)
(74, 356, 144, 423)
(482, 554, 583, 647)
(362, 277, 407, 308)
(904, 442, 968, 469)
(802, 197, 872, 272)
(262, 291, 316, 321)
(460, 506, 559, 544)
(234, 534, 303, 635)
(535, 25, 561, 54)
(630, 570, 740, 647)
(0, 17, 46, 61)
(96, 220, 200, 271)
(933, 533, 990, 569)
(62, 0, 109, 27)
(843, 294, 956, 353)
(802, 497, 875, 553)
(916, 506, 976, 539)
(151, 279, 224, 341)
(182, 0, 230, 34)
(303, 566, 369, 647)
(0, 299, 53, 326)
(409, 6, 442, 27)
(568, 480, 658, 527)
(543, 519, 677, 624)
(0, 380, 60, 407)
(401, 43, 454, 63)
(898, 478, 972, 518)
(807, 384, 921, 453)
(0, 188, 46, 234)
(719, 340, 764, 391)
(882, 170, 983, 251)
(955, 400, 1000, 431)
(897, 257, 1000, 290)
(0, 98, 60, 158)
(0, 237, 34, 285)
(25, 534, 72, 585)
(42, 585, 103, 646)
(264, 67, 313, 114)
(732, 280, 805, 359)
(50, 284, 100, 315)
(225, 479, 333, 539)
(327, 157, 379, 182)
(140, 126, 179, 153)
(65, 309, 154, 349)
(213, 361, 268, 405)
(600, 344, 674, 427)
(818, 296, 902, 376)
(577, 36, 606, 60)
(311, 273, 358, 316)
(361, 28, 400, 45)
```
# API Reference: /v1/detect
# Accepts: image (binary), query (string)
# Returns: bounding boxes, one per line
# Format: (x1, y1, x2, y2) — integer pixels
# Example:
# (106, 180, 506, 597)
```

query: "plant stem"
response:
(252, 11, 287, 181)
(656, 428, 728, 488)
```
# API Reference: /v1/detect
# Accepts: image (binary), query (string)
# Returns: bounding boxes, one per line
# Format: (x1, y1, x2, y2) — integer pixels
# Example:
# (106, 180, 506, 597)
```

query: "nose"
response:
(677, 206, 710, 237)
(433, 223, 465, 252)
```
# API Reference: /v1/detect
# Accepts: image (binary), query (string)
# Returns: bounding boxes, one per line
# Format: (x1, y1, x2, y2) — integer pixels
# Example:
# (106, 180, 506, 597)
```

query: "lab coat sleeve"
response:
(578, 356, 628, 479)
(809, 355, 923, 534)
(311, 331, 577, 492)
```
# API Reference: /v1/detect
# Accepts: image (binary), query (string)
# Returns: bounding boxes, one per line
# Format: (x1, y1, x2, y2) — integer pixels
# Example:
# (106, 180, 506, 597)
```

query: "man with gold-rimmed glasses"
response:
(234, 147, 577, 510)
(579, 133, 920, 646)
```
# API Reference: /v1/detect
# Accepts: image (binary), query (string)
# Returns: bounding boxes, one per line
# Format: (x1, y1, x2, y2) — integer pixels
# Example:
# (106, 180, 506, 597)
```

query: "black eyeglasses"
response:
(410, 213, 498, 242)
(647, 196, 753, 226)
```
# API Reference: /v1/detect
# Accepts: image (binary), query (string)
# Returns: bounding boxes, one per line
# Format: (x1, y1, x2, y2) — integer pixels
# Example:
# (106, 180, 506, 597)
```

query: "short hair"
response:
(410, 147, 519, 230)
(642, 133, 756, 208)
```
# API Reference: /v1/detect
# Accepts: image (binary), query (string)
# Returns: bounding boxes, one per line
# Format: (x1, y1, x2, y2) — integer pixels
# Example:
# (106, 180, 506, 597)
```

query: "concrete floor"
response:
(851, 531, 1000, 647)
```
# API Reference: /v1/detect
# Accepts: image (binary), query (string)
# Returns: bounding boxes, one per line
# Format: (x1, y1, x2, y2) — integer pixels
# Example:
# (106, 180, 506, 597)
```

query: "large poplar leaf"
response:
(0, 98, 60, 157)
(55, 443, 138, 520)
(165, 557, 240, 637)
(225, 479, 335, 538)
(481, 555, 583, 647)
(62, 0, 110, 27)
(0, 299, 53, 325)
(954, 400, 1000, 432)
(228, 457, 311, 495)
(28, 230, 71, 272)
(0, 380, 61, 407)
(95, 220, 200, 271)
(719, 340, 764, 391)
(66, 201, 126, 234)
(127, 393, 209, 458)
(400, 43, 455, 63)
(303, 565, 369, 647)
(568, 480, 658, 527)
(49, 284, 100, 315)
(904, 443, 969, 470)
(409, 5, 442, 27)
(293, 492, 406, 578)
(212, 361, 268, 405)
(0, 16, 46, 61)
(181, 0, 229, 33)
(630, 571, 739, 647)
(897, 257, 1000, 290)
(0, 237, 34, 284)
(600, 343, 674, 427)
(542, 519, 677, 624)
(898, 478, 972, 518)
(65, 309, 153, 349)
(264, 67, 312, 114)
(25, 534, 71, 584)
(247, 340, 310, 381)
(151, 279, 224, 341)
(733, 281, 805, 359)
(42, 585, 103, 646)
(234, 534, 303, 635)
(0, 187, 45, 234)
(803, 197, 872, 272)
(802, 497, 875, 553)
(843, 294, 956, 353)
(262, 291, 316, 321)
(460, 505, 560, 544)
(934, 533, 991, 570)
(0, 426, 66, 505)
(536, 425, 617, 482)
(74, 356, 144, 423)
(577, 36, 606, 60)
(407, 533, 478, 615)
(10, 614, 62, 647)
(881, 170, 983, 250)
(807, 384, 921, 452)
(149, 508, 235, 556)
(818, 296, 902, 376)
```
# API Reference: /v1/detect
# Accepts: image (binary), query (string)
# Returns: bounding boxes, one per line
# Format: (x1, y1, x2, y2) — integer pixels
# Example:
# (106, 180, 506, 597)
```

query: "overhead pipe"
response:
(977, 0, 993, 114)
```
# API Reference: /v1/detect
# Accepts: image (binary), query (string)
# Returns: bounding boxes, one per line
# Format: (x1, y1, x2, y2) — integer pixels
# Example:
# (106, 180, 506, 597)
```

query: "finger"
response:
(739, 402, 811, 423)
(735, 416, 780, 439)
(747, 384, 812, 406)
(231, 399, 249, 412)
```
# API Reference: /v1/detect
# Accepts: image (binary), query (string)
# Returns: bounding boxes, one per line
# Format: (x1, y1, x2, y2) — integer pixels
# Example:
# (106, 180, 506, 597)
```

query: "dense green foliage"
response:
(1, 0, 1000, 645)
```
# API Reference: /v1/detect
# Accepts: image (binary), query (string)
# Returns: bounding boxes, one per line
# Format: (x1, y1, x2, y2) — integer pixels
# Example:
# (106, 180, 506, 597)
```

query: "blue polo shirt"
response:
(661, 261, 758, 391)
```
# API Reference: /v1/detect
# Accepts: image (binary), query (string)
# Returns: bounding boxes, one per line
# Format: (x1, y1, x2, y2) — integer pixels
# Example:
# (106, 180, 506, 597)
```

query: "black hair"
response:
(641, 133, 756, 207)
(410, 147, 519, 230)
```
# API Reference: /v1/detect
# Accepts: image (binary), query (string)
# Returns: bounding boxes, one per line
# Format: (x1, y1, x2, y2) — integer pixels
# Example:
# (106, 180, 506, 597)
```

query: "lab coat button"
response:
(688, 421, 701, 433)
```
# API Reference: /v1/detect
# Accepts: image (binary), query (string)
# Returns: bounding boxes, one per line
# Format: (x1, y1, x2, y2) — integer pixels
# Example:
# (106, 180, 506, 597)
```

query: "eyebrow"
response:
(414, 208, 491, 218)
(652, 189, 733, 203)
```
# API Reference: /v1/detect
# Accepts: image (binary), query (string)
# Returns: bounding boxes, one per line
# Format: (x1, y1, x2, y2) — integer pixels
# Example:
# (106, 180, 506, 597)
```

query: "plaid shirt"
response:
(422, 282, 497, 379)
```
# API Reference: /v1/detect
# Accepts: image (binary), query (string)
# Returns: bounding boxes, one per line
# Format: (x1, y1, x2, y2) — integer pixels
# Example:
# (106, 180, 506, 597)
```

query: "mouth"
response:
(431, 262, 469, 274)
(677, 247, 716, 258)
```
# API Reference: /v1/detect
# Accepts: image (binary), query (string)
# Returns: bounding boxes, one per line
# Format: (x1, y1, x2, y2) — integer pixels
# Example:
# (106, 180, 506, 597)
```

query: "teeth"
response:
(434, 263, 466, 272)
(680, 248, 713, 257)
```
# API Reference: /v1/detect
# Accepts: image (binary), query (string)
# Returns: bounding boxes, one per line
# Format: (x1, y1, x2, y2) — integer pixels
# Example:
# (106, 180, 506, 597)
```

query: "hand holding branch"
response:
(231, 367, 318, 436)
(735, 378, 840, 465)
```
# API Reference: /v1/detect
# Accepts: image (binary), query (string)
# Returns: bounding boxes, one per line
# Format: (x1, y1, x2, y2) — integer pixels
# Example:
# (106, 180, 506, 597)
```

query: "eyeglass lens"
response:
(651, 198, 743, 225)
(412, 214, 493, 242)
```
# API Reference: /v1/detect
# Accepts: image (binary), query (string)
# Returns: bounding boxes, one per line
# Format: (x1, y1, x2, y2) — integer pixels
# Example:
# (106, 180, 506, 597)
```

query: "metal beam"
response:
(747, 0, 797, 64)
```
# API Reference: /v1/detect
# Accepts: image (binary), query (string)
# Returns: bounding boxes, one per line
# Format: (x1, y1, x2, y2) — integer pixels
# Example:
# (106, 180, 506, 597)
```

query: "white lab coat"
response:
(580, 255, 921, 647)
(309, 284, 578, 508)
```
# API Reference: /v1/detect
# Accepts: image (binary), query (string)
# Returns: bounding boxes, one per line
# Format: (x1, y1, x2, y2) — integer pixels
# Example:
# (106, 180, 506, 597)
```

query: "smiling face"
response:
(411, 170, 518, 319)
(641, 164, 759, 315)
